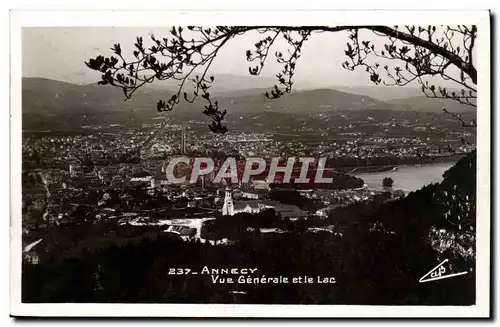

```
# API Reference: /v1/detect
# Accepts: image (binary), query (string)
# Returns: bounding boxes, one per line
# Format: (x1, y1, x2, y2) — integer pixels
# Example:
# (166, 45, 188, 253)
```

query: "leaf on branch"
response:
(157, 100, 165, 112)
(370, 73, 381, 84)
(112, 44, 121, 55)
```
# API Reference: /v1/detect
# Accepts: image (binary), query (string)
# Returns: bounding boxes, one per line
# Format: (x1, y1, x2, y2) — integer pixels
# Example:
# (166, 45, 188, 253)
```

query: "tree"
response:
(382, 177, 394, 187)
(83, 25, 478, 282)
(86, 25, 477, 133)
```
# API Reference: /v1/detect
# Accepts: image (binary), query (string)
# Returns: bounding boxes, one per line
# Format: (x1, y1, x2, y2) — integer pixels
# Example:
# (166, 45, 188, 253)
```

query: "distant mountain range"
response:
(144, 74, 321, 93)
(332, 85, 476, 113)
(21, 77, 476, 119)
(22, 78, 175, 114)
(221, 88, 391, 113)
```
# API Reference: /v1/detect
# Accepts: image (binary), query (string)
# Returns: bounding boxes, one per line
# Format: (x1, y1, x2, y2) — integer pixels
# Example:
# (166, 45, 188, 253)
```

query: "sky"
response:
(22, 26, 467, 89)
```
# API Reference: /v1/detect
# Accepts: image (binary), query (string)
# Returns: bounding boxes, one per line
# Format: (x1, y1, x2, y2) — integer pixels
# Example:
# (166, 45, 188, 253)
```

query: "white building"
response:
(222, 186, 234, 216)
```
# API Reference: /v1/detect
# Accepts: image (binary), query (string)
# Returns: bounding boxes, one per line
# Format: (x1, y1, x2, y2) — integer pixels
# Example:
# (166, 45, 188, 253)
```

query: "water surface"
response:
(353, 161, 456, 193)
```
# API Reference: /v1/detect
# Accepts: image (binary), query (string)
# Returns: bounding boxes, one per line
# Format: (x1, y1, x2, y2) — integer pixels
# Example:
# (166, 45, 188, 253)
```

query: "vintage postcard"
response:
(10, 10, 491, 317)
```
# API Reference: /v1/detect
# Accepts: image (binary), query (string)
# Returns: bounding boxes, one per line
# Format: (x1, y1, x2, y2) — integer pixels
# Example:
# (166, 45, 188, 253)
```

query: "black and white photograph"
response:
(9, 9, 491, 318)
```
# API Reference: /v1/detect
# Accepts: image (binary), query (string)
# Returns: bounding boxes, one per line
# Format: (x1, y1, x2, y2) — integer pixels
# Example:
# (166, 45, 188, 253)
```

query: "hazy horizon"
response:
(22, 26, 463, 91)
(21, 74, 424, 90)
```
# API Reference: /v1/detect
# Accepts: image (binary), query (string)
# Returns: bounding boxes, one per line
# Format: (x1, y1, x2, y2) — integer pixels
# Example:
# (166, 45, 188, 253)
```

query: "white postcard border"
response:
(10, 9, 491, 317)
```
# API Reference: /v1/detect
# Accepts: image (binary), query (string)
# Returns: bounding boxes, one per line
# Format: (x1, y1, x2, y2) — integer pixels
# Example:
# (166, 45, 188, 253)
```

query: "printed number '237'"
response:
(168, 268, 192, 275)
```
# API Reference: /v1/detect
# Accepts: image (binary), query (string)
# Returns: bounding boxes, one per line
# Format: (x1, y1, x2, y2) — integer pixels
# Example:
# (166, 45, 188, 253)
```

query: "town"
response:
(21, 108, 475, 264)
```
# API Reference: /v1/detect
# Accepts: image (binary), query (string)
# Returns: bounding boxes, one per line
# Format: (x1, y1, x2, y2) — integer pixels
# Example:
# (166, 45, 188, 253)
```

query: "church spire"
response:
(222, 183, 234, 216)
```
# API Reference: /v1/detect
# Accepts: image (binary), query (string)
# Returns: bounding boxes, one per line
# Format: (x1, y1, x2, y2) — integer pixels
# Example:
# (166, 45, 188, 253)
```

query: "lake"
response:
(353, 161, 456, 193)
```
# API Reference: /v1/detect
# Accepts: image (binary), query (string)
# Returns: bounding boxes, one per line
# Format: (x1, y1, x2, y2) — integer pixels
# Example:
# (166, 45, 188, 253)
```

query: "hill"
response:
(386, 96, 476, 113)
(333, 85, 423, 101)
(217, 88, 394, 114)
(144, 74, 285, 93)
(21, 77, 474, 131)
(22, 77, 175, 114)
(21, 78, 394, 116)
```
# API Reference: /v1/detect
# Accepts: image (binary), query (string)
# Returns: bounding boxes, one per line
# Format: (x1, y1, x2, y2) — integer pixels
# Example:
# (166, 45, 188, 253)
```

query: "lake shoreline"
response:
(352, 161, 458, 193)
(339, 154, 465, 175)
